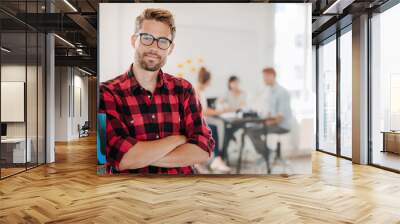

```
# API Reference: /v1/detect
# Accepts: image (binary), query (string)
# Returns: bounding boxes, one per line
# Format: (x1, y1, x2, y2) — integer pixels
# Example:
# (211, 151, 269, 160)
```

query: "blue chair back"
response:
(97, 113, 106, 165)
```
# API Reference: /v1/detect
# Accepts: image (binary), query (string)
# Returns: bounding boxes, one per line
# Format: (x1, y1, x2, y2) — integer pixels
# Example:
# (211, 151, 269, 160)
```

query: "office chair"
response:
(78, 121, 90, 138)
(269, 118, 301, 174)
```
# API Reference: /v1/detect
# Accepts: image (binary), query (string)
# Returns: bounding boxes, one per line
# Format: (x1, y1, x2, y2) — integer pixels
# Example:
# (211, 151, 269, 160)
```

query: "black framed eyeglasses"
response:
(136, 33, 173, 50)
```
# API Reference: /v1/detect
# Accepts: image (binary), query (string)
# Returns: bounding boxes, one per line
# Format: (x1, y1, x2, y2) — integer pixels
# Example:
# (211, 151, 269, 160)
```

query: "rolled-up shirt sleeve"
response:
(182, 85, 215, 156)
(99, 85, 137, 171)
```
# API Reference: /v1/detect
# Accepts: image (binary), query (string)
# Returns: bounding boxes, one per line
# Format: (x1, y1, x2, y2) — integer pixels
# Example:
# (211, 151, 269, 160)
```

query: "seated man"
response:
(247, 67, 293, 163)
(99, 8, 215, 174)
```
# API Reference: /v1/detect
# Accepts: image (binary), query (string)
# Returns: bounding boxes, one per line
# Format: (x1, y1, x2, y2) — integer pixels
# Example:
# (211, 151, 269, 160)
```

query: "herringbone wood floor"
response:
(1, 135, 400, 224)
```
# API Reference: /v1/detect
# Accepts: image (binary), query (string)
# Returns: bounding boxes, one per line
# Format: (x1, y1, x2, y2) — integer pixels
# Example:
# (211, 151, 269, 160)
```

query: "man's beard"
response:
(136, 51, 166, 72)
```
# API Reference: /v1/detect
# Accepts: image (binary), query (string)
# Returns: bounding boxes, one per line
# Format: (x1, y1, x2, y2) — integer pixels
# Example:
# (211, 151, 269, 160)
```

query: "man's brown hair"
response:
(198, 67, 211, 85)
(135, 8, 176, 40)
(262, 67, 276, 76)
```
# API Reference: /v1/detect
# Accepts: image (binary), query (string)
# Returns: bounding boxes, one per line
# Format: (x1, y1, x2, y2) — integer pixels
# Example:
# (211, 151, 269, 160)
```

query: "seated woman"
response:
(194, 67, 235, 173)
(219, 75, 247, 111)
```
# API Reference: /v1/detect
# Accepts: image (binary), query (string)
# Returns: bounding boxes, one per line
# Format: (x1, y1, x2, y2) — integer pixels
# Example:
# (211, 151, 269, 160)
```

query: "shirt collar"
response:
(268, 83, 279, 91)
(127, 64, 167, 91)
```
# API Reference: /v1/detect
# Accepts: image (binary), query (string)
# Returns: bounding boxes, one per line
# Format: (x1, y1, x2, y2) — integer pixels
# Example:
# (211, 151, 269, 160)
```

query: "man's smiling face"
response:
(132, 20, 175, 72)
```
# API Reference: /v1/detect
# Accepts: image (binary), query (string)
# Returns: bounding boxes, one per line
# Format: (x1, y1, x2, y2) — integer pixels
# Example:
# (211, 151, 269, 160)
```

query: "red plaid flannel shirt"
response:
(99, 64, 215, 174)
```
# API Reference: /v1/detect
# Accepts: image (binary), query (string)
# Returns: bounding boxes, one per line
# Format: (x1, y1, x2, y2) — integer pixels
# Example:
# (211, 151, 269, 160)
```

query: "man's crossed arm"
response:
(119, 135, 209, 170)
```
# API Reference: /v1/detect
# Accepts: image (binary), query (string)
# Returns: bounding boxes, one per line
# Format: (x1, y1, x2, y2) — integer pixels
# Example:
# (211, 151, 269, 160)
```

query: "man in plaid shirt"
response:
(99, 8, 215, 174)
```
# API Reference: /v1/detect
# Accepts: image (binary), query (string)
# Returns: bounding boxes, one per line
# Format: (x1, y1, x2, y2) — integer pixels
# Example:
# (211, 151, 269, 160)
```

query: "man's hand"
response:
(265, 118, 276, 126)
(222, 107, 236, 113)
(265, 114, 283, 126)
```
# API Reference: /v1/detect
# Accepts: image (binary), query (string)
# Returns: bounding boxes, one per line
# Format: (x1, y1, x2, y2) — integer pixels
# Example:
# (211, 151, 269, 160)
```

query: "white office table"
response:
(1, 138, 32, 163)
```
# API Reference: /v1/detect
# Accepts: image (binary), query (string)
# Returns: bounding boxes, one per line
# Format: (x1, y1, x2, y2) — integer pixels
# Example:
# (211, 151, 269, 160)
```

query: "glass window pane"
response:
(318, 38, 337, 154)
(340, 30, 352, 158)
(26, 0, 39, 169)
(27, 31, 38, 169)
(38, 32, 46, 165)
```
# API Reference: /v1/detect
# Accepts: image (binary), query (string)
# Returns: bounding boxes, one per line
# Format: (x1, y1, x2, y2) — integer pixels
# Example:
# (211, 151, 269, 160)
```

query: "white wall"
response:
(1, 64, 46, 163)
(54, 67, 89, 141)
(1, 65, 38, 138)
(71, 73, 89, 138)
(1, 65, 26, 141)
(55, 67, 68, 141)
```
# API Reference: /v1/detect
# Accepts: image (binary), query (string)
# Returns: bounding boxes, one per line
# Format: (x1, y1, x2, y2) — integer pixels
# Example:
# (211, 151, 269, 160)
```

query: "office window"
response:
(340, 29, 352, 158)
(318, 38, 337, 154)
(371, 3, 400, 171)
